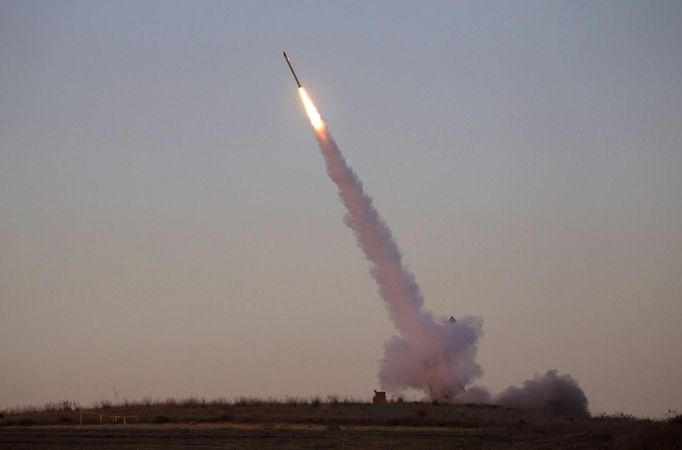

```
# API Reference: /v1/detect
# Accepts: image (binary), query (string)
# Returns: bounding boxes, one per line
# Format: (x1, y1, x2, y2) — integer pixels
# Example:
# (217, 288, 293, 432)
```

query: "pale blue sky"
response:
(1, 0, 681, 417)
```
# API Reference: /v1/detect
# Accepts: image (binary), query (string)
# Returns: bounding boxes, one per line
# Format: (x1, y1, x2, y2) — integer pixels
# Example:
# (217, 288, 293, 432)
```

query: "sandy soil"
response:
(0, 422, 611, 449)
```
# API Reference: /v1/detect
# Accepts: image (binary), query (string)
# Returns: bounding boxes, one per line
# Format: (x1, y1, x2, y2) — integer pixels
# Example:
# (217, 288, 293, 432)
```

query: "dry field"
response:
(1, 399, 680, 449)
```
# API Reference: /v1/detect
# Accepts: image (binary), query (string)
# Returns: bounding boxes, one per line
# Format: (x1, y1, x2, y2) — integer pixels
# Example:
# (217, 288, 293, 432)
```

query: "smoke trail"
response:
(310, 121, 483, 400)
(297, 87, 588, 410)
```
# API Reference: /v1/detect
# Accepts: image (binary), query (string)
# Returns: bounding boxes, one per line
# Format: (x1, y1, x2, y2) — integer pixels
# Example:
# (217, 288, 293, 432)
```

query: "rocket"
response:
(283, 51, 302, 88)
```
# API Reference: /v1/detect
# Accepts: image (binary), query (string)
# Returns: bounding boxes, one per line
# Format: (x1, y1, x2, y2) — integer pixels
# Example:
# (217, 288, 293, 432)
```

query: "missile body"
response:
(283, 51, 302, 88)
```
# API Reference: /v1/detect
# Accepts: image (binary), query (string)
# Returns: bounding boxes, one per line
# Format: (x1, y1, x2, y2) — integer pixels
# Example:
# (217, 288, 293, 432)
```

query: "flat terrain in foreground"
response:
(0, 423, 612, 450)
(2, 400, 680, 449)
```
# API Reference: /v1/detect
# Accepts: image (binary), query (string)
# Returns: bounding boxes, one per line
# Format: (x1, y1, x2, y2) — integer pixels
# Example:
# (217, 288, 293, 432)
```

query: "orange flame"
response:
(298, 87, 324, 131)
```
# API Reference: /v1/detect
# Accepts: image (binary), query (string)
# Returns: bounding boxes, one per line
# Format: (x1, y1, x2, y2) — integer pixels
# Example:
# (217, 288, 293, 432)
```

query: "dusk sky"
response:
(1, 1, 681, 418)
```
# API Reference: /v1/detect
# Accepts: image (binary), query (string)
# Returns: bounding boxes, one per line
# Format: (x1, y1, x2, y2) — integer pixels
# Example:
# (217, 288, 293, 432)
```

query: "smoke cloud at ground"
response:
(453, 370, 589, 416)
(495, 370, 589, 415)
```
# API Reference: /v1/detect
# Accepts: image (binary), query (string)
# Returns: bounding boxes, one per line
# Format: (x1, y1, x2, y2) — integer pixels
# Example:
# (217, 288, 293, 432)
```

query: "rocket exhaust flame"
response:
(299, 88, 324, 131)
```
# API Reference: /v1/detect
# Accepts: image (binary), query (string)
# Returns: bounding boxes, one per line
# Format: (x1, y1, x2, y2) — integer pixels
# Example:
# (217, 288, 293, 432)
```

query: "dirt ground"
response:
(0, 422, 612, 450)
(2, 401, 680, 449)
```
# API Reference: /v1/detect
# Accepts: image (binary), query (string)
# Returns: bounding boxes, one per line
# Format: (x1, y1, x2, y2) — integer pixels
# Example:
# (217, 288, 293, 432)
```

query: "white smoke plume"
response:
(300, 88, 588, 412)
(311, 124, 483, 400)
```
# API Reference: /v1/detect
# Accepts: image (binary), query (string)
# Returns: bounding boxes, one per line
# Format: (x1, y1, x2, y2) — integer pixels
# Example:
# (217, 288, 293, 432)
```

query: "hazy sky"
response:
(1, 1, 681, 418)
